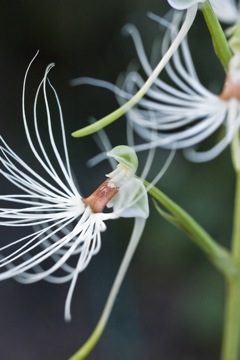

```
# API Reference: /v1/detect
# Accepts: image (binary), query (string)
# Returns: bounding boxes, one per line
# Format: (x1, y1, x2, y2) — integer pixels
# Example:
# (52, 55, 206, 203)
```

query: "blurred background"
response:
(0, 1, 235, 359)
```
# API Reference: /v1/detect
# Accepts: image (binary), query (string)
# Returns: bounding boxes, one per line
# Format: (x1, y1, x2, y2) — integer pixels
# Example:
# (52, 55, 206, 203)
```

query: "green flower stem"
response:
(144, 180, 236, 277)
(201, 0, 232, 71)
(221, 169, 240, 359)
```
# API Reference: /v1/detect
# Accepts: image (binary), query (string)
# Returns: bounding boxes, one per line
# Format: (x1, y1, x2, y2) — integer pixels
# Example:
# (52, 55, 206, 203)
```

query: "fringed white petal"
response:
(0, 59, 113, 318)
(0, 206, 106, 302)
(0, 55, 151, 321)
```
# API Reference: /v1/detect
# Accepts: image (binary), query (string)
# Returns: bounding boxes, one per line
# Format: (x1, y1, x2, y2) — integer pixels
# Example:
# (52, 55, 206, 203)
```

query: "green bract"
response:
(167, 0, 205, 10)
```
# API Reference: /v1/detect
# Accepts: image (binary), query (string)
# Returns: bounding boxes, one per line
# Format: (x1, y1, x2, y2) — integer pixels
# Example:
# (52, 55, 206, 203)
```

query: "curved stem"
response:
(201, 0, 232, 71)
(71, 6, 198, 138)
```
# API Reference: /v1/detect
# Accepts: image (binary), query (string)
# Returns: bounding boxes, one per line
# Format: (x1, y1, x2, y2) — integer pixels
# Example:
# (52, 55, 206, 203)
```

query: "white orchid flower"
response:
(210, 0, 240, 24)
(168, 0, 239, 25)
(167, 0, 205, 10)
(117, 12, 240, 163)
(71, 3, 199, 139)
(74, 12, 239, 164)
(0, 55, 149, 322)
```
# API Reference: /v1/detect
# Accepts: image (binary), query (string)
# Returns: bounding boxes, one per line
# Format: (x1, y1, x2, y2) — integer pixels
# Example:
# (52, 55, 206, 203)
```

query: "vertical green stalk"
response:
(221, 171, 240, 360)
(201, 0, 232, 71)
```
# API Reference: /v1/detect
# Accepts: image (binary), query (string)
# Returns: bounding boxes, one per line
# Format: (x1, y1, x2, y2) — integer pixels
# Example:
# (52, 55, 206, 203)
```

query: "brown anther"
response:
(83, 179, 119, 213)
(220, 74, 240, 100)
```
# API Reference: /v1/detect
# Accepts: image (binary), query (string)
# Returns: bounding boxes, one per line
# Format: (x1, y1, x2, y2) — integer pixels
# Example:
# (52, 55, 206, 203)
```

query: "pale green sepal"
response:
(106, 146, 139, 188)
(107, 145, 138, 172)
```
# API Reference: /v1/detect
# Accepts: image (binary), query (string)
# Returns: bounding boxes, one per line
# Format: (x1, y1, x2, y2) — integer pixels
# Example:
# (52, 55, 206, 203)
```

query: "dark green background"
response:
(0, 1, 234, 359)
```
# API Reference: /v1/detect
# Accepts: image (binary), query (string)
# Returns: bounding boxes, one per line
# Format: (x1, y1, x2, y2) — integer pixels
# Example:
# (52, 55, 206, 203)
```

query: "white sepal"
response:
(167, 0, 205, 10)
(108, 178, 149, 219)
